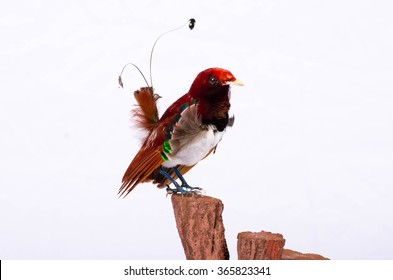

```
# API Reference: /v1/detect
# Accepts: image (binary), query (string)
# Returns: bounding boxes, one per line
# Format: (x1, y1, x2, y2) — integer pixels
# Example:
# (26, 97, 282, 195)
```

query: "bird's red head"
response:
(188, 67, 243, 98)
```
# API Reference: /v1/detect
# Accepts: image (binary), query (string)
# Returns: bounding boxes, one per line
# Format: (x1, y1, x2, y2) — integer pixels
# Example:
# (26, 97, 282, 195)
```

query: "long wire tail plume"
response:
(149, 18, 196, 89)
(118, 18, 195, 90)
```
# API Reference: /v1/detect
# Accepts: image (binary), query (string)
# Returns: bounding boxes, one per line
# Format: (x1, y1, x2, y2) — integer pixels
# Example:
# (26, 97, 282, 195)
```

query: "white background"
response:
(1, 0, 392, 259)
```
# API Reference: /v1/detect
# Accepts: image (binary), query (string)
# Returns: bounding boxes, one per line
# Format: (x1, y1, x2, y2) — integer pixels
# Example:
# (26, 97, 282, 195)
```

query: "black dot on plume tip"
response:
(189, 18, 196, 30)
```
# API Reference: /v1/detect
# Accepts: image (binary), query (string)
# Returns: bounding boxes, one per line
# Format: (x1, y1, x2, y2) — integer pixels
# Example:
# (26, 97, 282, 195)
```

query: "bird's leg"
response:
(172, 166, 204, 193)
(159, 166, 203, 194)
(159, 167, 187, 194)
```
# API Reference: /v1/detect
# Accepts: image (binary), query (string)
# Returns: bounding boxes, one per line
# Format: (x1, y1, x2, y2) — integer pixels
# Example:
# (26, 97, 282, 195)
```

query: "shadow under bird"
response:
(119, 68, 243, 197)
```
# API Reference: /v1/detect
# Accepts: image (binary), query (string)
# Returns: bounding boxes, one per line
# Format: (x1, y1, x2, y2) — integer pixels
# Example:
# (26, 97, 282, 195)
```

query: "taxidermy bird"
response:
(119, 67, 243, 197)
(117, 19, 243, 197)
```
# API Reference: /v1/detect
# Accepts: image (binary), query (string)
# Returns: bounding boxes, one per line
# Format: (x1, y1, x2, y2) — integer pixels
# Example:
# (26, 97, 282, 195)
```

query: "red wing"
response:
(120, 93, 206, 196)
(119, 147, 164, 197)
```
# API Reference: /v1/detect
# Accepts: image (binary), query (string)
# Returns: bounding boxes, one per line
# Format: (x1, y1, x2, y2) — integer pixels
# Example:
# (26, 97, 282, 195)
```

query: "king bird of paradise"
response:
(118, 19, 244, 197)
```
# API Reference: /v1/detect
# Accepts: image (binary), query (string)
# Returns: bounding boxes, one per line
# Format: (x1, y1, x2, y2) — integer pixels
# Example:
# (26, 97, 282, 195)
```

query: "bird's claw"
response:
(182, 185, 205, 195)
(166, 185, 205, 196)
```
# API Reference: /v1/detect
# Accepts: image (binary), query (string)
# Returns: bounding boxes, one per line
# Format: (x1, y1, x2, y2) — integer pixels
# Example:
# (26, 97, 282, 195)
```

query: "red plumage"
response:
(119, 67, 243, 197)
(131, 87, 160, 132)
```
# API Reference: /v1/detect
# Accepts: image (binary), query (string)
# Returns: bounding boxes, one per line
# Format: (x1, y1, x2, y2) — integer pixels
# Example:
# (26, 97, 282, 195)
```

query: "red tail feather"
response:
(132, 87, 160, 132)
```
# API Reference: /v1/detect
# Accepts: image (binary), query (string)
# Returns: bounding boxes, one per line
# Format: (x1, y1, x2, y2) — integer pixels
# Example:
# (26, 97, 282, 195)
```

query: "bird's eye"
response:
(208, 75, 218, 86)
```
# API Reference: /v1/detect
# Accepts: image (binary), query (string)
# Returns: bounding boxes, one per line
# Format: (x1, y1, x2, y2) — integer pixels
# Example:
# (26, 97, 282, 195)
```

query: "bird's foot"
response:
(166, 184, 205, 196)
(181, 185, 205, 195)
(161, 166, 205, 196)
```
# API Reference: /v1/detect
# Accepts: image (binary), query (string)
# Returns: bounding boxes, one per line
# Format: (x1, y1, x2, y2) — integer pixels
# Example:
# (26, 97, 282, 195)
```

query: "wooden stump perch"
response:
(237, 231, 286, 260)
(171, 194, 229, 260)
(237, 231, 329, 260)
(171, 194, 328, 260)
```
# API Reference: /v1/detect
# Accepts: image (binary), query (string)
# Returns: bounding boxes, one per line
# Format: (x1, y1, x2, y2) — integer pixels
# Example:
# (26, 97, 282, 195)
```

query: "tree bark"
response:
(171, 194, 229, 260)
(237, 231, 286, 260)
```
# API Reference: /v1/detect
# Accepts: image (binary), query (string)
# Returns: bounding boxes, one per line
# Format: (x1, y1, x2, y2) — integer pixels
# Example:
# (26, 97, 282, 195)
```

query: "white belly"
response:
(162, 126, 225, 167)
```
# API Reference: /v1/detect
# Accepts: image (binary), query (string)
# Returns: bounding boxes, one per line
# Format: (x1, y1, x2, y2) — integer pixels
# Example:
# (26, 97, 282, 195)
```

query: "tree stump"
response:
(237, 231, 286, 260)
(171, 194, 229, 260)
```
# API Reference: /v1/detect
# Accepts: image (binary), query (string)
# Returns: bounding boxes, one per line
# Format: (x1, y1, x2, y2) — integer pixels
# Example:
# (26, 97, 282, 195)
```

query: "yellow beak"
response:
(225, 79, 244, 86)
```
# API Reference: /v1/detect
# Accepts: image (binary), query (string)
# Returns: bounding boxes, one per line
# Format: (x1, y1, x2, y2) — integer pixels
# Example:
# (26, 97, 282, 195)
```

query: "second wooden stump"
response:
(237, 231, 286, 260)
